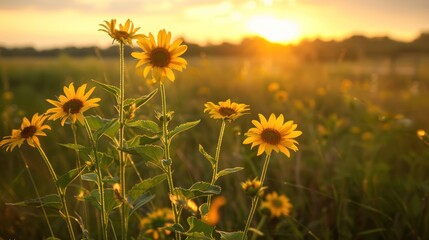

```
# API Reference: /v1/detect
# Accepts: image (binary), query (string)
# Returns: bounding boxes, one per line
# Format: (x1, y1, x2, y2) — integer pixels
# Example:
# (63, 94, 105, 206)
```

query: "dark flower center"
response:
(272, 199, 283, 209)
(115, 30, 130, 39)
(63, 99, 84, 114)
(21, 126, 37, 138)
(218, 107, 236, 117)
(261, 128, 281, 145)
(150, 48, 171, 67)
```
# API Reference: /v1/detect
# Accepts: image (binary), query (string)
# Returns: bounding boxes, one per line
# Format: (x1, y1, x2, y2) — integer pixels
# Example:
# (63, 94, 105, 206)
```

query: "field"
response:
(1, 53, 429, 239)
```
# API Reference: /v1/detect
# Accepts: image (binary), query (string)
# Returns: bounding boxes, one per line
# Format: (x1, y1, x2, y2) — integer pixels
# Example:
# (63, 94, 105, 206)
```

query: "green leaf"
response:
(127, 135, 159, 147)
(92, 79, 119, 99)
(7, 194, 62, 210)
(199, 203, 209, 217)
(186, 216, 214, 239)
(249, 228, 264, 237)
(58, 143, 86, 151)
(175, 182, 221, 199)
(98, 152, 114, 168)
(128, 174, 167, 201)
(216, 167, 244, 180)
(56, 166, 86, 189)
(199, 144, 216, 166)
(124, 88, 158, 110)
(45, 237, 61, 240)
(217, 231, 245, 240)
(85, 115, 119, 140)
(169, 120, 200, 141)
(129, 192, 155, 217)
(126, 120, 160, 133)
(84, 189, 100, 209)
(121, 145, 164, 163)
(164, 223, 186, 233)
(81, 173, 98, 184)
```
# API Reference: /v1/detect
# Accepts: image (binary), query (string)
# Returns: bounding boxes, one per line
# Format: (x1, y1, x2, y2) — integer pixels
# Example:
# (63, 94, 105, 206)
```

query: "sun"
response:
(247, 16, 300, 43)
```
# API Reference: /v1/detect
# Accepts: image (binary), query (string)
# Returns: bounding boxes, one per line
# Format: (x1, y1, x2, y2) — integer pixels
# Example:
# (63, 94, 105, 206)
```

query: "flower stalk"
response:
(242, 154, 271, 240)
(207, 120, 226, 208)
(83, 118, 108, 240)
(35, 144, 76, 240)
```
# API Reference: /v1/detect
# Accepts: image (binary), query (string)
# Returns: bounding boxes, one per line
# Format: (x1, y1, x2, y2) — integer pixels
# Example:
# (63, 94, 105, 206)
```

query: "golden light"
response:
(247, 16, 300, 43)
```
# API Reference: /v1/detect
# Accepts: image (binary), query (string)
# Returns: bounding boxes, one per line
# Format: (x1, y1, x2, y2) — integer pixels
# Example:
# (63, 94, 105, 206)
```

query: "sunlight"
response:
(247, 16, 300, 43)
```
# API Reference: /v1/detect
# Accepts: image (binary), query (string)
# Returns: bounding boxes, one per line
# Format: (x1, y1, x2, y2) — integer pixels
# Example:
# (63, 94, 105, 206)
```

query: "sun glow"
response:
(247, 16, 300, 43)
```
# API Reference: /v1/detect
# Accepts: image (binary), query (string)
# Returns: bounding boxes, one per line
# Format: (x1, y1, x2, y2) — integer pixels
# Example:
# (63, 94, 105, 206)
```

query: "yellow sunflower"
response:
(139, 208, 174, 240)
(0, 113, 51, 151)
(204, 99, 250, 122)
(241, 178, 264, 197)
(260, 192, 292, 218)
(131, 29, 187, 82)
(99, 19, 145, 45)
(243, 114, 302, 157)
(46, 83, 101, 126)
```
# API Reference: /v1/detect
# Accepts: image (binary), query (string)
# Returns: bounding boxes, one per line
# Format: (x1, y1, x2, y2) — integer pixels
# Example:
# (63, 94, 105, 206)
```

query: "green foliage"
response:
(169, 120, 200, 141)
(7, 194, 62, 210)
(128, 174, 167, 201)
(175, 182, 221, 199)
(56, 166, 86, 190)
(217, 231, 245, 240)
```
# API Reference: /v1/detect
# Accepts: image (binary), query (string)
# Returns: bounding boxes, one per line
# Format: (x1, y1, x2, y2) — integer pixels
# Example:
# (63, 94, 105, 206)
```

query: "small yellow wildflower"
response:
(260, 192, 292, 218)
(169, 194, 198, 213)
(46, 83, 101, 126)
(243, 114, 302, 157)
(267, 82, 280, 92)
(132, 29, 188, 82)
(275, 90, 288, 102)
(241, 178, 264, 197)
(203, 196, 226, 226)
(99, 19, 145, 45)
(204, 99, 249, 122)
(417, 129, 426, 139)
(0, 113, 51, 151)
(139, 208, 174, 240)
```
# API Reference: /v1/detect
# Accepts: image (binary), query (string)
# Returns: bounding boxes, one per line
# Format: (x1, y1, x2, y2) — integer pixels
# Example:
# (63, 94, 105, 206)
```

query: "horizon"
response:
(1, 0, 428, 50)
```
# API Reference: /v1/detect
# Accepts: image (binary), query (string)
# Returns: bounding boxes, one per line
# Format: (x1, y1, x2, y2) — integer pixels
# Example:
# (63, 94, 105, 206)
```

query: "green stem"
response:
(83, 118, 108, 240)
(250, 214, 267, 240)
(242, 154, 271, 240)
(20, 150, 55, 238)
(160, 82, 181, 240)
(207, 120, 226, 208)
(72, 124, 89, 231)
(35, 144, 76, 240)
(118, 41, 128, 240)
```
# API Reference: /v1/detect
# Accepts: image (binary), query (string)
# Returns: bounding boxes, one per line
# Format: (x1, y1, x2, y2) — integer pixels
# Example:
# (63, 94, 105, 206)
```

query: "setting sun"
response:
(247, 16, 300, 44)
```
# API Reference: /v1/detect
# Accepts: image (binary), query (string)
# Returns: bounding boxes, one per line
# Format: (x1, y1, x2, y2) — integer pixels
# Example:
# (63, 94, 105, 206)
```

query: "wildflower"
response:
(132, 29, 187, 82)
(260, 192, 292, 218)
(417, 129, 426, 139)
(204, 99, 249, 122)
(46, 83, 101, 126)
(203, 196, 226, 226)
(241, 178, 264, 197)
(267, 82, 280, 92)
(99, 19, 144, 45)
(0, 113, 50, 151)
(275, 90, 288, 102)
(169, 194, 198, 213)
(139, 208, 174, 240)
(243, 114, 302, 157)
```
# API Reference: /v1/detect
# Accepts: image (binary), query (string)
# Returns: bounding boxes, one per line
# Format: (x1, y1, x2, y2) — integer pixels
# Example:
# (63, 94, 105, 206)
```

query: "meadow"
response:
(1, 52, 429, 239)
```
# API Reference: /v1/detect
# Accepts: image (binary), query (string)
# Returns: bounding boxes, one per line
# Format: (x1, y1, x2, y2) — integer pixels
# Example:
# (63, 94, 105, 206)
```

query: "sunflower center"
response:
(151, 48, 171, 67)
(115, 30, 130, 39)
(218, 107, 236, 117)
(63, 99, 84, 114)
(272, 199, 283, 209)
(21, 126, 37, 138)
(261, 128, 281, 145)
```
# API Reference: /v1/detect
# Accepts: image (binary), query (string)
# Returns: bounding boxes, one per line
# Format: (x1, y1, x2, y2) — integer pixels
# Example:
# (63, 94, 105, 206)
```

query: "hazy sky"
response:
(0, 0, 428, 49)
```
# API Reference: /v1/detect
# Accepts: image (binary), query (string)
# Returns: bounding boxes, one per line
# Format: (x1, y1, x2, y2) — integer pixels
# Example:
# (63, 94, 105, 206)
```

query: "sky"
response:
(0, 0, 428, 49)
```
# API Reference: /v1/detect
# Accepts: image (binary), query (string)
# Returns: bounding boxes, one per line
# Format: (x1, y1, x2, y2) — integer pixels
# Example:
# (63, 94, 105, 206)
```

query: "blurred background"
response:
(1, 0, 429, 239)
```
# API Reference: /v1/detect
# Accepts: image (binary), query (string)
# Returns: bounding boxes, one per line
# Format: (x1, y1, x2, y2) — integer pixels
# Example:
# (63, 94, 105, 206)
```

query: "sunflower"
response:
(99, 19, 145, 45)
(131, 29, 187, 82)
(204, 99, 250, 122)
(139, 208, 174, 240)
(0, 113, 51, 151)
(243, 114, 302, 157)
(241, 178, 264, 197)
(46, 83, 101, 126)
(260, 192, 292, 218)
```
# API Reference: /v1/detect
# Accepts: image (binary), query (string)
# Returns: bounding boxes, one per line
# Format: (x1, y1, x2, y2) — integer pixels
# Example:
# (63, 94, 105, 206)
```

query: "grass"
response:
(1, 54, 429, 239)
